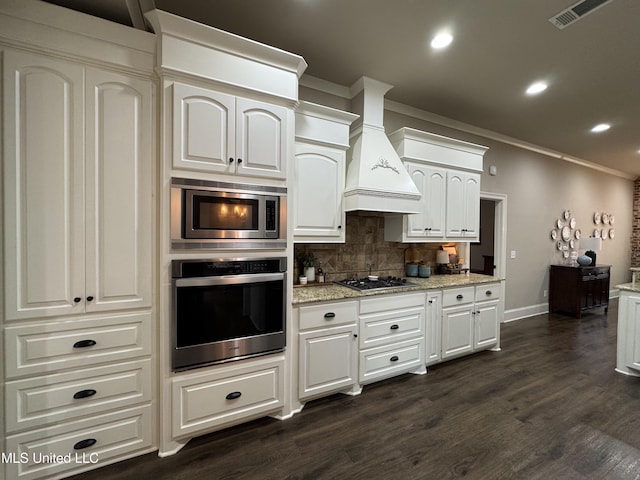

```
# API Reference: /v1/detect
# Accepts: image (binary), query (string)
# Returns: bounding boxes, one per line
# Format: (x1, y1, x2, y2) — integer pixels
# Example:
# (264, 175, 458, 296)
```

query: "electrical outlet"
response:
(510, 250, 517, 259)
(543, 289, 548, 298)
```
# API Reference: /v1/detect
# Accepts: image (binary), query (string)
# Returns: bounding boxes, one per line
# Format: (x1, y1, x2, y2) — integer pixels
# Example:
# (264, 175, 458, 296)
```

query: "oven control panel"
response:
(172, 258, 287, 277)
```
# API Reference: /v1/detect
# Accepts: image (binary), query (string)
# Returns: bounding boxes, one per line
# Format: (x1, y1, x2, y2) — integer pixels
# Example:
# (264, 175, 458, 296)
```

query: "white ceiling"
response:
(43, 0, 640, 178)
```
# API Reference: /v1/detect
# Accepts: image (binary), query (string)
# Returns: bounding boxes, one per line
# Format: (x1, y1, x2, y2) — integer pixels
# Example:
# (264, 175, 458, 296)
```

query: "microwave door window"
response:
(175, 281, 284, 348)
(194, 197, 259, 231)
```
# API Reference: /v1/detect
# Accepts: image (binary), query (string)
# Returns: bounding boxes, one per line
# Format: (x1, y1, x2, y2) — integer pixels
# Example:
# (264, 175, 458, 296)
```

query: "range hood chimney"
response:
(344, 76, 421, 214)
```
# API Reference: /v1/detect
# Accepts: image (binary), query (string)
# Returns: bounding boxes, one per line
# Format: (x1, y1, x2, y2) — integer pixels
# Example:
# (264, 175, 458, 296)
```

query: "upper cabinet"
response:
(292, 102, 358, 243)
(3, 50, 153, 320)
(172, 82, 288, 179)
(384, 128, 488, 243)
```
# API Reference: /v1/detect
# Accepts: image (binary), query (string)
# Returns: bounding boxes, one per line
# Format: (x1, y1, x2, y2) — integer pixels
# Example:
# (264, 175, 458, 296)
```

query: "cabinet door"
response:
(445, 171, 465, 237)
(236, 98, 287, 179)
(627, 296, 640, 371)
(172, 82, 235, 173)
(425, 292, 442, 365)
(3, 50, 85, 320)
(405, 165, 428, 238)
(299, 325, 358, 400)
(424, 166, 447, 238)
(462, 173, 480, 238)
(85, 69, 152, 311)
(441, 305, 474, 359)
(474, 300, 499, 349)
(293, 144, 345, 240)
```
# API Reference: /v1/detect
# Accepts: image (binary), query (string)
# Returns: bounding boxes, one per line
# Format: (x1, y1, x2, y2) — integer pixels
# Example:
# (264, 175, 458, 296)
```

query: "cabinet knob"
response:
(73, 438, 97, 450)
(229, 157, 234, 163)
(390, 324, 399, 330)
(225, 391, 242, 400)
(237, 158, 243, 164)
(390, 355, 399, 362)
(73, 339, 97, 348)
(73, 297, 82, 303)
(485, 291, 492, 296)
(456, 294, 464, 300)
(86, 296, 94, 302)
(73, 389, 97, 400)
(338, 225, 342, 229)
(353, 333, 358, 338)
(324, 312, 336, 319)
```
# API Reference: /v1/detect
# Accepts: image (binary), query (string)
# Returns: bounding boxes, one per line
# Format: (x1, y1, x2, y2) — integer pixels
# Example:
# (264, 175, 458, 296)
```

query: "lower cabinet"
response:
(171, 357, 284, 438)
(442, 284, 500, 360)
(358, 292, 426, 384)
(616, 290, 640, 376)
(297, 300, 358, 400)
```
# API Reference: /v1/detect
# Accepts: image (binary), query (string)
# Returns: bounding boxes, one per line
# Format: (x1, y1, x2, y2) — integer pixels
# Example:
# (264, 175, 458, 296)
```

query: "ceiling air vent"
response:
(549, 0, 614, 29)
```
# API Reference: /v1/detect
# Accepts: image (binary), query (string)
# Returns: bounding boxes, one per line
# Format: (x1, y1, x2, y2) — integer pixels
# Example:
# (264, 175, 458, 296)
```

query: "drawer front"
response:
(359, 307, 424, 349)
(5, 359, 151, 433)
(359, 338, 424, 384)
(5, 405, 152, 480)
(299, 300, 357, 330)
(442, 287, 475, 307)
(5, 312, 152, 378)
(474, 283, 501, 303)
(359, 292, 425, 315)
(172, 358, 284, 437)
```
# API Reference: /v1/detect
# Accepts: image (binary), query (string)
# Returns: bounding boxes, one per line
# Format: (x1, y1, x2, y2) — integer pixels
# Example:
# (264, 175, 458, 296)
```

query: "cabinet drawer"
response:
(359, 307, 424, 349)
(5, 359, 151, 433)
(360, 292, 425, 315)
(4, 312, 152, 378)
(172, 358, 284, 437)
(474, 283, 501, 302)
(442, 287, 475, 307)
(359, 338, 424, 384)
(5, 405, 152, 480)
(299, 300, 357, 330)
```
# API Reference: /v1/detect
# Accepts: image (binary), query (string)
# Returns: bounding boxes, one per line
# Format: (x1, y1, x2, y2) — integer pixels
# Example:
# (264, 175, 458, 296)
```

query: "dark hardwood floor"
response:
(71, 299, 640, 480)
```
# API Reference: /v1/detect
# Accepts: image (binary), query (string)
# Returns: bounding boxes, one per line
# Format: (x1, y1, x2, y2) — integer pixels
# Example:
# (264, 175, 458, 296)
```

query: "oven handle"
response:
(175, 272, 285, 287)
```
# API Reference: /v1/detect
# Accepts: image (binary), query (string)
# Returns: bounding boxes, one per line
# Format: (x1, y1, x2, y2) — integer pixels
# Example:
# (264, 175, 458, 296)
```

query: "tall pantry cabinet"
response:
(1, 1, 157, 479)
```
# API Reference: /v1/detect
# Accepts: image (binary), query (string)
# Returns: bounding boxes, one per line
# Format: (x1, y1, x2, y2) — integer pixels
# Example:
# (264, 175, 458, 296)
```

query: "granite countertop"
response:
(618, 282, 640, 293)
(292, 273, 502, 305)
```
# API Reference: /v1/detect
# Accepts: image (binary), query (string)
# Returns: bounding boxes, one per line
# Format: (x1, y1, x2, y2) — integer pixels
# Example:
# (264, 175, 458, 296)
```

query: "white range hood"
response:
(344, 76, 421, 214)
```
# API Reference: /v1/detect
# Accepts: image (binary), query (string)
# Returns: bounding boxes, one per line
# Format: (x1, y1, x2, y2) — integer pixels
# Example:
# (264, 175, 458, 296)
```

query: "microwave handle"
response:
(175, 272, 285, 287)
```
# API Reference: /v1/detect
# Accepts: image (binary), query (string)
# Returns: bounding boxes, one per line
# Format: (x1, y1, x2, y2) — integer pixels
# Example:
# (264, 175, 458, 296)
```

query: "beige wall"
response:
(299, 86, 635, 315)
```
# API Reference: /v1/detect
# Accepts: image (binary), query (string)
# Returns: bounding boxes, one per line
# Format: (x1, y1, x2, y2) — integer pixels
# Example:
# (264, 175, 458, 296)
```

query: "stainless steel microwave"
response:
(171, 178, 287, 249)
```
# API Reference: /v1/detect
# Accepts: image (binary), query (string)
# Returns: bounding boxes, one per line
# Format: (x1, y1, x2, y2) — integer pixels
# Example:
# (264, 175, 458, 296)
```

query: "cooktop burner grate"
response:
(335, 277, 417, 291)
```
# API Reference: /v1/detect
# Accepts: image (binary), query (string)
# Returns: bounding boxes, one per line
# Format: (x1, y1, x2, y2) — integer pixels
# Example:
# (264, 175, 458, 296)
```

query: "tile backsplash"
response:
(294, 212, 455, 281)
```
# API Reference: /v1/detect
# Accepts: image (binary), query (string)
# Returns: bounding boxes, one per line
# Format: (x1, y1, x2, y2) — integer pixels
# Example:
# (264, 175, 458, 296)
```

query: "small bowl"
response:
(368, 275, 379, 281)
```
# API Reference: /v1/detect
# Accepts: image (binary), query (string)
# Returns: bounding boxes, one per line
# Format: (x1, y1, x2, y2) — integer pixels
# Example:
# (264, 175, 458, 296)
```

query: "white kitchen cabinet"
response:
(446, 171, 480, 239)
(297, 300, 358, 400)
(293, 102, 358, 242)
(358, 292, 426, 384)
(385, 127, 487, 243)
(425, 291, 443, 365)
(172, 82, 288, 179)
(441, 284, 500, 360)
(172, 357, 284, 438)
(616, 290, 640, 376)
(3, 49, 152, 321)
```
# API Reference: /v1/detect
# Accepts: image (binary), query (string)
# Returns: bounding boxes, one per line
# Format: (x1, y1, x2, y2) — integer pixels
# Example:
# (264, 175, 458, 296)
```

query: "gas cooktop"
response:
(335, 277, 418, 291)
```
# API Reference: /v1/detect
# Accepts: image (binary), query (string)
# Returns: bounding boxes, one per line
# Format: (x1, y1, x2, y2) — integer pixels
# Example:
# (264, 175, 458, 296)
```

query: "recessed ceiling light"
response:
(591, 123, 610, 133)
(431, 32, 453, 49)
(526, 82, 548, 95)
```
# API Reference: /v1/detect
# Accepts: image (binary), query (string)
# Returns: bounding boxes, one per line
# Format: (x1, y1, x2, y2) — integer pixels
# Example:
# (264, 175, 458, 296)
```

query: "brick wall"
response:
(633, 178, 640, 267)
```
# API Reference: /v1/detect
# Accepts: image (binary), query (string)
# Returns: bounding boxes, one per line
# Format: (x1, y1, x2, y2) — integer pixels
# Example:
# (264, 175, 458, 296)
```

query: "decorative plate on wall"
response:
(561, 226, 571, 242)
(557, 241, 563, 251)
(574, 229, 581, 239)
(593, 229, 601, 238)
(602, 213, 610, 225)
(570, 218, 577, 229)
(609, 229, 615, 239)
(602, 229, 608, 240)
(551, 229, 557, 240)
(594, 212, 601, 224)
(557, 219, 563, 229)
(610, 215, 615, 225)
(563, 210, 571, 220)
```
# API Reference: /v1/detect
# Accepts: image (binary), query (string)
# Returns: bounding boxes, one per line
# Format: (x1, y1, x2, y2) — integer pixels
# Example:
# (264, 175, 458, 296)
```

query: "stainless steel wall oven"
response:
(171, 177, 286, 250)
(171, 258, 287, 371)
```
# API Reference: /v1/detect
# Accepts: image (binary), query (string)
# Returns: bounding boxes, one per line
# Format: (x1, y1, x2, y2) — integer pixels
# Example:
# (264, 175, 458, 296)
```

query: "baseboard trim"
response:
(503, 303, 549, 323)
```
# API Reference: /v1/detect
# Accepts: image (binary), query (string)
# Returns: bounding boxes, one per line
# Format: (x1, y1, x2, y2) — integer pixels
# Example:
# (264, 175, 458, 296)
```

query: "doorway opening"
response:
(470, 192, 507, 280)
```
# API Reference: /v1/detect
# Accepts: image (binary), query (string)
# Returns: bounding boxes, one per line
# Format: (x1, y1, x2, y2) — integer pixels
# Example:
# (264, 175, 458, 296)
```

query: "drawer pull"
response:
(324, 312, 336, 319)
(73, 339, 97, 349)
(73, 389, 97, 400)
(226, 391, 242, 400)
(73, 438, 97, 450)
(485, 290, 492, 296)
(456, 294, 464, 300)
(390, 355, 399, 362)
(390, 324, 399, 330)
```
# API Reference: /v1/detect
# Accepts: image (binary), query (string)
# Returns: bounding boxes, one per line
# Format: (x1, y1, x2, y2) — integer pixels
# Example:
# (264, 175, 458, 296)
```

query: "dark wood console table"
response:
(549, 264, 610, 318)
